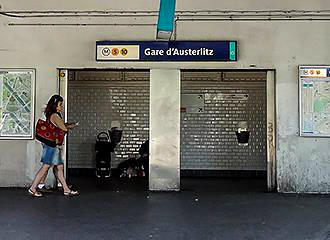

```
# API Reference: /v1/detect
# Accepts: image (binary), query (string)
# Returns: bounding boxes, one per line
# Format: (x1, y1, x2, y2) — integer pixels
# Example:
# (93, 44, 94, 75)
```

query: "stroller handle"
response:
(96, 131, 110, 141)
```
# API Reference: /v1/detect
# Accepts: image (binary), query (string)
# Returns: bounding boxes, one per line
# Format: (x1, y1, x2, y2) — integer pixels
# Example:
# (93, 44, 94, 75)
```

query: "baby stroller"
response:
(95, 128, 122, 178)
(95, 132, 114, 178)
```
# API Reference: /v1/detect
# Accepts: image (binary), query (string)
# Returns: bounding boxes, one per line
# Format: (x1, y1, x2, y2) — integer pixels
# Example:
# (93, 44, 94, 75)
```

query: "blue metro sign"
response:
(96, 41, 237, 62)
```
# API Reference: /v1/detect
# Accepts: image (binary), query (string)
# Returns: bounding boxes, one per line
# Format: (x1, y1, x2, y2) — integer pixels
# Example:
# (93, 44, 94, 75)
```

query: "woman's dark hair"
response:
(45, 94, 63, 119)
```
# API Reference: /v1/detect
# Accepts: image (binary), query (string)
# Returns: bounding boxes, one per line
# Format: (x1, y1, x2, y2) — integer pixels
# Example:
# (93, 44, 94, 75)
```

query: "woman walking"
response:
(28, 94, 79, 197)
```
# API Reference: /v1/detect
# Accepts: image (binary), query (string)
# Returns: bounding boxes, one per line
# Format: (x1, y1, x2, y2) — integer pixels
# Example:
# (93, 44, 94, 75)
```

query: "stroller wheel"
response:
(95, 170, 101, 178)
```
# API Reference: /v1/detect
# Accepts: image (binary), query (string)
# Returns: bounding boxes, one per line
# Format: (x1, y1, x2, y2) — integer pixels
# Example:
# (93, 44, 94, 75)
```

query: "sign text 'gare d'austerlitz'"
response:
(96, 41, 237, 62)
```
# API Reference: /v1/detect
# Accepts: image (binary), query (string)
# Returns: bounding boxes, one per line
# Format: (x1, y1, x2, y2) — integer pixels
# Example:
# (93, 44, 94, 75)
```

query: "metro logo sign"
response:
(96, 41, 237, 62)
(96, 45, 140, 60)
(300, 68, 327, 78)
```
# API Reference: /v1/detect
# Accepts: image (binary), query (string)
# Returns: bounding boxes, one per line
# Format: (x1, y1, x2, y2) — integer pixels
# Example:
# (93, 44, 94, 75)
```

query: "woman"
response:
(28, 95, 79, 197)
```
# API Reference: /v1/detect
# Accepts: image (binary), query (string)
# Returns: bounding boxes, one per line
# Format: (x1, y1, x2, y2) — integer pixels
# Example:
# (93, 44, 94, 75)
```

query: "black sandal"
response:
(63, 190, 79, 196)
(38, 186, 54, 193)
(28, 188, 43, 197)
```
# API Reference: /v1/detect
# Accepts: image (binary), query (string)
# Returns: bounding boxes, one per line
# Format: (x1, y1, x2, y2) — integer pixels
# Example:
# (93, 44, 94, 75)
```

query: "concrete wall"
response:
(0, 0, 330, 192)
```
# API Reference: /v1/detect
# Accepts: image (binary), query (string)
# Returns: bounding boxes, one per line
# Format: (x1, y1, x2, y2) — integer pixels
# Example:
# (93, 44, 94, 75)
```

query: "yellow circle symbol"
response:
(112, 48, 119, 56)
(120, 48, 128, 56)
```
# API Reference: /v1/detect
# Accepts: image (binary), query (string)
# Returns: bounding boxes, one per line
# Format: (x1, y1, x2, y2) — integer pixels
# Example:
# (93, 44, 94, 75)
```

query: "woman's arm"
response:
(50, 113, 68, 132)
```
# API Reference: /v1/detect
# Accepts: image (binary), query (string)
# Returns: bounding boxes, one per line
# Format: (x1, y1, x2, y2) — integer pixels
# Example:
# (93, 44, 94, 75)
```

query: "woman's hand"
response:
(65, 122, 77, 129)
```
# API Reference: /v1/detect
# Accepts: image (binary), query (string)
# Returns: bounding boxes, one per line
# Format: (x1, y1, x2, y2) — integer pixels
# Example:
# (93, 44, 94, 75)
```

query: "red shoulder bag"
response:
(35, 119, 66, 147)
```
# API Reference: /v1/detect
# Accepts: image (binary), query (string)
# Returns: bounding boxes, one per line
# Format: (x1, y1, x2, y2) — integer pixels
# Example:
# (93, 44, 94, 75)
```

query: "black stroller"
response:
(95, 128, 122, 178)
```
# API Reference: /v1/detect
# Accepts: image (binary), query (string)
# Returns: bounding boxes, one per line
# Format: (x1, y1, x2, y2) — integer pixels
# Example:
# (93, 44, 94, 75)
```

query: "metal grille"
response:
(181, 71, 222, 81)
(181, 71, 267, 170)
(67, 71, 149, 168)
(67, 70, 267, 171)
(222, 72, 267, 82)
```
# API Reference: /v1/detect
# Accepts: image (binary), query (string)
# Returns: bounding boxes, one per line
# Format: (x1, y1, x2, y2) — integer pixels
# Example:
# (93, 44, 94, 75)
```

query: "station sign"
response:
(299, 66, 330, 137)
(96, 41, 237, 62)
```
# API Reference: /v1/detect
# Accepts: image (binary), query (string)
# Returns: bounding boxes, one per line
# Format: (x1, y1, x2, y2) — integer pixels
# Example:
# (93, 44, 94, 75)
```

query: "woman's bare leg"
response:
(52, 167, 59, 188)
(30, 164, 51, 191)
(39, 171, 48, 185)
(54, 164, 70, 192)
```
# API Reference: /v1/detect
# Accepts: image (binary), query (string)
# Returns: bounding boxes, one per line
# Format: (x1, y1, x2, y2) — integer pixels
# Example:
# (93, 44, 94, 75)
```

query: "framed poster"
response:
(299, 66, 330, 137)
(0, 69, 35, 139)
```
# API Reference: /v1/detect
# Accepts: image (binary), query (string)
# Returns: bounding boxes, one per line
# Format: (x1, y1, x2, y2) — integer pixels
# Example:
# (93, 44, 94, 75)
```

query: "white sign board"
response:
(0, 69, 35, 139)
(299, 66, 330, 137)
(205, 93, 249, 101)
(181, 94, 204, 113)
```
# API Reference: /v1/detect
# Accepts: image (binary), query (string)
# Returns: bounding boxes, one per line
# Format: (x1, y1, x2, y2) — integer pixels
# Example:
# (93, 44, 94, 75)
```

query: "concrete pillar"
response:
(267, 70, 276, 191)
(59, 69, 68, 178)
(149, 69, 180, 191)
